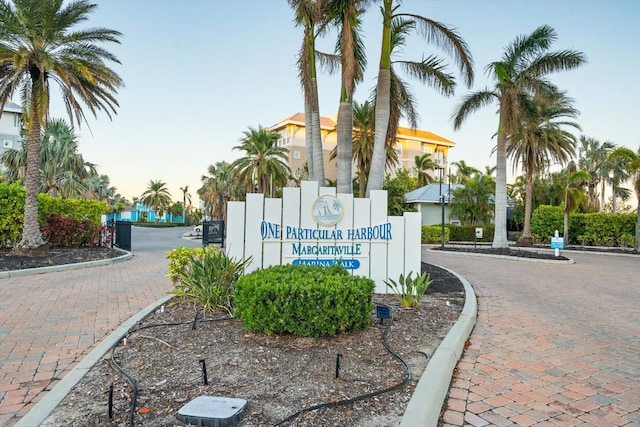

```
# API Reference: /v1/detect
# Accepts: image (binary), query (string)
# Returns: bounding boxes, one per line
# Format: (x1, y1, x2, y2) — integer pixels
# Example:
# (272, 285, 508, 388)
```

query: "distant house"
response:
(405, 183, 464, 226)
(103, 203, 183, 224)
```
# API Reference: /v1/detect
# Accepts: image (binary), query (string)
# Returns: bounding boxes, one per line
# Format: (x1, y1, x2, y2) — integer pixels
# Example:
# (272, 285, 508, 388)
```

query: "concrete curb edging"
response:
(16, 295, 173, 427)
(0, 249, 133, 279)
(400, 264, 477, 427)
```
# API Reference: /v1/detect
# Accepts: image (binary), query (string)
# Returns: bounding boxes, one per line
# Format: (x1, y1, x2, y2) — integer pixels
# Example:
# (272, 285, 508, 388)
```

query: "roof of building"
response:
(404, 183, 464, 203)
(269, 112, 337, 131)
(2, 101, 22, 113)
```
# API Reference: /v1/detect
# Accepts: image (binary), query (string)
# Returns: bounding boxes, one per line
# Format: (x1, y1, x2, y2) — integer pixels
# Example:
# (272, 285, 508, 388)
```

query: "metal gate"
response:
(202, 221, 224, 247)
(114, 220, 132, 251)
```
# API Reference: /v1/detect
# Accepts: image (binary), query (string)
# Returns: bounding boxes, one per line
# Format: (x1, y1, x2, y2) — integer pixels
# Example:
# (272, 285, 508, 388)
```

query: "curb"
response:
(400, 264, 477, 427)
(427, 247, 574, 264)
(0, 249, 133, 279)
(17, 295, 173, 427)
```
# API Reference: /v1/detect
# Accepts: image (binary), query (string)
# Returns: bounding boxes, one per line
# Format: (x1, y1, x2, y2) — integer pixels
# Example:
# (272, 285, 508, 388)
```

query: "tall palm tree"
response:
(366, 0, 474, 197)
(507, 91, 580, 244)
(232, 126, 291, 196)
(450, 160, 480, 184)
(328, 0, 369, 193)
(289, 0, 329, 184)
(180, 185, 191, 222)
(452, 25, 586, 248)
(413, 153, 437, 187)
(629, 147, 640, 251)
(0, 0, 123, 254)
(563, 161, 588, 245)
(604, 147, 634, 213)
(578, 136, 615, 212)
(140, 180, 172, 222)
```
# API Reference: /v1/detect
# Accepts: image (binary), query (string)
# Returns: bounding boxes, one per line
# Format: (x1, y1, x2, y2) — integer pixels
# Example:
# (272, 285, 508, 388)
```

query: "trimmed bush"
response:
(421, 225, 449, 244)
(166, 246, 219, 283)
(447, 224, 494, 242)
(41, 215, 100, 247)
(234, 264, 375, 337)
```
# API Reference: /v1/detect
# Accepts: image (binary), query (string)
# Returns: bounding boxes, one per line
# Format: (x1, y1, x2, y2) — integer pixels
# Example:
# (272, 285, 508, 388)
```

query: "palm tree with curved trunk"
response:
(366, 0, 474, 197)
(289, 0, 329, 184)
(578, 136, 615, 212)
(450, 160, 480, 184)
(508, 91, 580, 244)
(452, 25, 586, 248)
(232, 126, 291, 196)
(414, 153, 437, 187)
(0, 0, 122, 254)
(327, 0, 369, 193)
(141, 180, 172, 222)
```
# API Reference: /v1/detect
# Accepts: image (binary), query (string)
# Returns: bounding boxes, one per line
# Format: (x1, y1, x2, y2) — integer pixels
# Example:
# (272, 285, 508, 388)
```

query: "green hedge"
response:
(234, 264, 375, 337)
(531, 205, 637, 246)
(448, 225, 494, 242)
(421, 225, 450, 243)
(0, 183, 108, 248)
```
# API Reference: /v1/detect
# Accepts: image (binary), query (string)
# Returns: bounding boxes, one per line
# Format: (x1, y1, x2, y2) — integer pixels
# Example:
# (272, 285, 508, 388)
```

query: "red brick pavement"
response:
(427, 250, 640, 427)
(0, 251, 175, 427)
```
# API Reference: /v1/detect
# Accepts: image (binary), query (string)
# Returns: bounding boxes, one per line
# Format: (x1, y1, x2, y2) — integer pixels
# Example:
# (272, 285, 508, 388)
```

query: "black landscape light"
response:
(376, 305, 392, 324)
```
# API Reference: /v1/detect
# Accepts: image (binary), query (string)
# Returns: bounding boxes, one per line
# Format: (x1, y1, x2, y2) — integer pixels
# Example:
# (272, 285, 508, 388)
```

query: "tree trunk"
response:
(636, 198, 640, 252)
(367, 68, 391, 197)
(336, 100, 353, 193)
(310, 78, 325, 185)
(492, 115, 509, 248)
(304, 101, 314, 181)
(563, 211, 569, 246)
(14, 88, 48, 256)
(517, 170, 534, 245)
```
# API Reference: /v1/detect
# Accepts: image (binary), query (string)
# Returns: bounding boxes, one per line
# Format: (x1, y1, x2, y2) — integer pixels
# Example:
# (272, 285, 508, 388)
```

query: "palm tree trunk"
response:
(304, 100, 315, 181)
(492, 118, 509, 248)
(14, 89, 48, 255)
(563, 211, 569, 246)
(636, 200, 640, 252)
(600, 179, 606, 212)
(519, 168, 534, 244)
(337, 99, 353, 193)
(358, 164, 366, 197)
(310, 78, 325, 185)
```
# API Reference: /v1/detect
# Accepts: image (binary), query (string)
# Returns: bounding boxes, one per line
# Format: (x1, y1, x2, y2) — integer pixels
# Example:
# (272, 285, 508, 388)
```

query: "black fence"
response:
(202, 221, 224, 247)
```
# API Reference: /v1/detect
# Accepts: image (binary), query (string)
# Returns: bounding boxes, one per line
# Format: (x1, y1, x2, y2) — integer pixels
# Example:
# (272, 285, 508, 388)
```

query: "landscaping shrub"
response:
(166, 246, 221, 283)
(447, 224, 494, 242)
(384, 272, 432, 308)
(42, 215, 100, 247)
(234, 264, 375, 337)
(421, 225, 449, 243)
(168, 246, 251, 314)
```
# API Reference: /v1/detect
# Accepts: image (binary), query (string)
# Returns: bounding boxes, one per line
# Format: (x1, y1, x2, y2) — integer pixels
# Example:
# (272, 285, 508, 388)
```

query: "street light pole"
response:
(440, 167, 445, 248)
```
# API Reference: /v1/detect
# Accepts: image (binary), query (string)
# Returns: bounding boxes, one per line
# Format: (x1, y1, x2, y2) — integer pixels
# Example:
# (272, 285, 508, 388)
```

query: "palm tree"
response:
(450, 160, 480, 184)
(366, 1, 474, 197)
(180, 185, 191, 223)
(0, 0, 123, 255)
(140, 180, 172, 222)
(85, 174, 115, 202)
(629, 147, 640, 251)
(413, 153, 437, 187)
(507, 91, 580, 244)
(232, 126, 291, 196)
(452, 25, 586, 248)
(1, 118, 98, 198)
(604, 147, 634, 213)
(578, 136, 615, 212)
(563, 161, 588, 245)
(198, 162, 241, 222)
(328, 0, 369, 193)
(449, 172, 495, 226)
(289, 0, 329, 184)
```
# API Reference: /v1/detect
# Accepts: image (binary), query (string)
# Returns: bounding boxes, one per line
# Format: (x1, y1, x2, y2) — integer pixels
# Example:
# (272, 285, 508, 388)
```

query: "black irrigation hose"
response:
(108, 313, 233, 427)
(274, 303, 411, 426)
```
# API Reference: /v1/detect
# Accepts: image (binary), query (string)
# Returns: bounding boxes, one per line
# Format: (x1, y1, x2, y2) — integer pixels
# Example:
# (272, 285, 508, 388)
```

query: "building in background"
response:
(0, 101, 22, 161)
(269, 113, 455, 182)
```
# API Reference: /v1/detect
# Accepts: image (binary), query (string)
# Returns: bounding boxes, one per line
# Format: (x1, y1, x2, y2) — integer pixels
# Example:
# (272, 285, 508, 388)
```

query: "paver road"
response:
(0, 226, 200, 426)
(427, 249, 640, 426)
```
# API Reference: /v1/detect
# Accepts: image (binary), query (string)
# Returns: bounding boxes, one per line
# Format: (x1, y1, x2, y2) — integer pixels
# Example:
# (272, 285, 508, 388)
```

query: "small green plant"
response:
(384, 272, 432, 309)
(168, 247, 251, 315)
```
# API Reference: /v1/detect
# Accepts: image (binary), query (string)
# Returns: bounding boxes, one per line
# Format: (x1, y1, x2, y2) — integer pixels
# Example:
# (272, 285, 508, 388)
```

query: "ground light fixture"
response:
(176, 396, 248, 427)
(376, 304, 392, 323)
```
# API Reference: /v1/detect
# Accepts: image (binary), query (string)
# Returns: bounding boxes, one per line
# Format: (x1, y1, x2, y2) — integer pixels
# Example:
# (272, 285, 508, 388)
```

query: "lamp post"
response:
(439, 167, 445, 248)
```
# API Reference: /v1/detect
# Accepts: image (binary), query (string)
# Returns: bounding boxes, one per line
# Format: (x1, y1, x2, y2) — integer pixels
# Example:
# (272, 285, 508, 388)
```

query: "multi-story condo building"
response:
(269, 112, 455, 182)
(0, 101, 22, 159)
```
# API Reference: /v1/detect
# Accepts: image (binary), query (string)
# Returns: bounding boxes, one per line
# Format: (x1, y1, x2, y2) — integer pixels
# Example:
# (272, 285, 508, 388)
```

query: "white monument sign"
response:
(225, 181, 420, 293)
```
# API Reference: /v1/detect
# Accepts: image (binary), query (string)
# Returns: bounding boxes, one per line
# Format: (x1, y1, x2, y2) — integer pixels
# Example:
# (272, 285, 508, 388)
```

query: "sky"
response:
(40, 0, 640, 204)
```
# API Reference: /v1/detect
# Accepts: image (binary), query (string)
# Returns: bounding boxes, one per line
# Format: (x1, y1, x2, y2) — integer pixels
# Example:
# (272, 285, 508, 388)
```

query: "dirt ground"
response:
(42, 262, 465, 427)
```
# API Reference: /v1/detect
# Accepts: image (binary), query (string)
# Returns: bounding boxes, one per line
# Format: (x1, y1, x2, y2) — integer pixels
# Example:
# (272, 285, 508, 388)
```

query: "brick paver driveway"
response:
(427, 249, 640, 426)
(0, 226, 200, 426)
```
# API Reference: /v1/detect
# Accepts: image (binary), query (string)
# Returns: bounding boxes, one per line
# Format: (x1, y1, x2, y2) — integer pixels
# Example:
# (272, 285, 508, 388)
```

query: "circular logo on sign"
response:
(312, 195, 343, 227)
